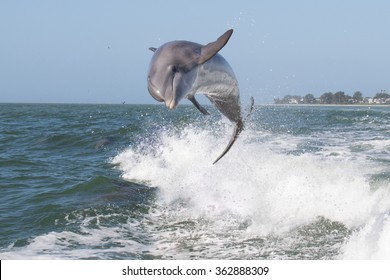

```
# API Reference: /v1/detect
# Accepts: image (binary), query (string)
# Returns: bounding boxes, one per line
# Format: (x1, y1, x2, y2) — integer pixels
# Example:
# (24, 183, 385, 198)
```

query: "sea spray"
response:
(112, 122, 390, 259)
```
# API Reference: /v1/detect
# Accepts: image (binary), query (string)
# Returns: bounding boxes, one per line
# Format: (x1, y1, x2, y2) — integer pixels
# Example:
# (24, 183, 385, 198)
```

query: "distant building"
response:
(373, 98, 390, 104)
(364, 97, 373, 104)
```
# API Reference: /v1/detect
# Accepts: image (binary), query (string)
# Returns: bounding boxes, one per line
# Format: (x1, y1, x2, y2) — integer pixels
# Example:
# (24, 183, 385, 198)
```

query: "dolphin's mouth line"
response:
(161, 69, 177, 110)
(168, 74, 176, 109)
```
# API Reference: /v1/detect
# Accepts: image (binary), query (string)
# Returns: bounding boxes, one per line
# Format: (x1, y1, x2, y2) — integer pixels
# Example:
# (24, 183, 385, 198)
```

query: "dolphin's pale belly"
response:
(191, 54, 241, 122)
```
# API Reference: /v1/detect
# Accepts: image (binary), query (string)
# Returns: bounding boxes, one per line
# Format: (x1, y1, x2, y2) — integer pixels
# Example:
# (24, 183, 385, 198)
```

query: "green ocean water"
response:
(1, 103, 390, 259)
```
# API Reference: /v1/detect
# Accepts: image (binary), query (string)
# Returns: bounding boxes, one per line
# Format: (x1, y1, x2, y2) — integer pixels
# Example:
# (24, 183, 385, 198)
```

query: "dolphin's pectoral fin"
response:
(213, 119, 244, 165)
(149, 47, 157, 52)
(198, 29, 233, 64)
(188, 95, 210, 115)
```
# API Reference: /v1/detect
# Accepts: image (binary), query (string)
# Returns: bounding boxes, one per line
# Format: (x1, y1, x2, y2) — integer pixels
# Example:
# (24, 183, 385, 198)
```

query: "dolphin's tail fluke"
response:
(212, 96, 254, 165)
(212, 119, 244, 165)
(246, 96, 255, 120)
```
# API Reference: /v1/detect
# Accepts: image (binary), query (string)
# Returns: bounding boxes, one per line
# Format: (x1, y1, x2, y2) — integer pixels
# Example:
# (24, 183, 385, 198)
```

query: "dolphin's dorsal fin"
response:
(198, 29, 233, 64)
(149, 47, 157, 52)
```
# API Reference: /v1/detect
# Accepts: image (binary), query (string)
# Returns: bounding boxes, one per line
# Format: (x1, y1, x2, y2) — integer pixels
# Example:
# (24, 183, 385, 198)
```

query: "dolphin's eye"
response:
(172, 66, 178, 74)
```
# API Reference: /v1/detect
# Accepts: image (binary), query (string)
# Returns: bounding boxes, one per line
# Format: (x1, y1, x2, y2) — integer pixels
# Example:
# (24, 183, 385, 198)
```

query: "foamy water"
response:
(110, 124, 390, 259)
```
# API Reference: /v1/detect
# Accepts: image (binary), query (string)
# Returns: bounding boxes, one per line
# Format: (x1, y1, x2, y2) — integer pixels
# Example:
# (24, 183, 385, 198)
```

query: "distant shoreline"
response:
(1, 102, 390, 107)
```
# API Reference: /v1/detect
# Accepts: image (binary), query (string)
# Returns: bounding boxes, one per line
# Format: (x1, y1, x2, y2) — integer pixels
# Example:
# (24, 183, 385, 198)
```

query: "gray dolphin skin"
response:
(147, 29, 253, 164)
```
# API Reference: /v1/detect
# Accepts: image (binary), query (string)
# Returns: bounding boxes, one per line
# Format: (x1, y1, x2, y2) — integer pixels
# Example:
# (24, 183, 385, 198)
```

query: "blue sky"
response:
(1, 0, 389, 104)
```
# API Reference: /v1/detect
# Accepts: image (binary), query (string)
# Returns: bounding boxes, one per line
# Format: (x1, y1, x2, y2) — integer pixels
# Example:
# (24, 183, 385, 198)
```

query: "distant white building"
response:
(364, 97, 374, 104)
(374, 98, 388, 104)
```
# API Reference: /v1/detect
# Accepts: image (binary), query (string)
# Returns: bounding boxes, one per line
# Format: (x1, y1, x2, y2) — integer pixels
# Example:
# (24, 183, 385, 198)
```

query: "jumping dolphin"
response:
(147, 29, 253, 164)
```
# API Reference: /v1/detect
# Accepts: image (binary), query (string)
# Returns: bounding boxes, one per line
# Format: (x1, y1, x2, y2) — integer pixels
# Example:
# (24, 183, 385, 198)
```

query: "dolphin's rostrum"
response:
(147, 29, 253, 164)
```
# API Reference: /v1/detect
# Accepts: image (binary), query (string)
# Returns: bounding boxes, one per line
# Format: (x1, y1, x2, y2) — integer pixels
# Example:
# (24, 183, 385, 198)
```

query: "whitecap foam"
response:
(339, 212, 390, 259)
(0, 214, 146, 260)
(112, 125, 390, 238)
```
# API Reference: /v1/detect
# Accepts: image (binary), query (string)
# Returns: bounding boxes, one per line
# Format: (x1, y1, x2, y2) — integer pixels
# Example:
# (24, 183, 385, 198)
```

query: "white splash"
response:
(112, 125, 390, 258)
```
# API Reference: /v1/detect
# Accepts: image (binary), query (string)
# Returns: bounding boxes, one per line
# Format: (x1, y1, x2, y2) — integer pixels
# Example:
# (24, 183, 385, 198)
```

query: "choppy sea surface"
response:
(1, 103, 390, 259)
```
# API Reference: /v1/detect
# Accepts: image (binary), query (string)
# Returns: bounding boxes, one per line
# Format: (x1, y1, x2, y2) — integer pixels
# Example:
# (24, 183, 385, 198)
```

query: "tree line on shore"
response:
(274, 91, 390, 105)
